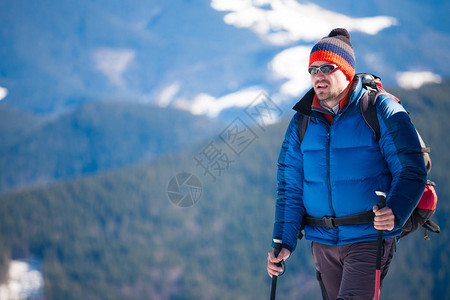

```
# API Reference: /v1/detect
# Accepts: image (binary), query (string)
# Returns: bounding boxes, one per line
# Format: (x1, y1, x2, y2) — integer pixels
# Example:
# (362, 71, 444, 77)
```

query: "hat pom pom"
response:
(328, 28, 350, 39)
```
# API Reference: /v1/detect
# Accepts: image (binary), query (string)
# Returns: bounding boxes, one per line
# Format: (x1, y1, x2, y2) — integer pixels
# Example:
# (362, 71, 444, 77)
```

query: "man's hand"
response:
(373, 205, 395, 231)
(267, 248, 290, 278)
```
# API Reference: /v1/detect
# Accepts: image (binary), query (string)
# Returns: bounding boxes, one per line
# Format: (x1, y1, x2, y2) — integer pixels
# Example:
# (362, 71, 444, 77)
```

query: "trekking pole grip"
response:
(270, 239, 283, 300)
(375, 191, 386, 210)
(273, 240, 282, 264)
(273, 239, 285, 275)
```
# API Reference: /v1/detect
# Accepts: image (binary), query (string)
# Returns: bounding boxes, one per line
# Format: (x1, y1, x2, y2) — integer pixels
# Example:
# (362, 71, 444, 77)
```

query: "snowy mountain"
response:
(0, 0, 448, 120)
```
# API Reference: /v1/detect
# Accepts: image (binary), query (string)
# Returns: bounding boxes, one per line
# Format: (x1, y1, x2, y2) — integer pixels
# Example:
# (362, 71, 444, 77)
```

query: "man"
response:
(267, 28, 427, 299)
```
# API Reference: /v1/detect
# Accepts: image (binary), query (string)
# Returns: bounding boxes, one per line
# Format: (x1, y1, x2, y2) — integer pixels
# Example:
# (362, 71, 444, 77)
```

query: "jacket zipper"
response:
(327, 122, 340, 244)
(326, 128, 336, 217)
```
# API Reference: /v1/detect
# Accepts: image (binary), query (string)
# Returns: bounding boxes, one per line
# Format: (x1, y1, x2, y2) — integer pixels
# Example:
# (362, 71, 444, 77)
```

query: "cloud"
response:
(174, 87, 263, 118)
(0, 87, 8, 101)
(92, 48, 135, 86)
(211, 0, 397, 45)
(396, 71, 442, 89)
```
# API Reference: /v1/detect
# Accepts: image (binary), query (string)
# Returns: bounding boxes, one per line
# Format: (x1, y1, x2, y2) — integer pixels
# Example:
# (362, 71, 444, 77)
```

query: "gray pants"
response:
(311, 238, 396, 300)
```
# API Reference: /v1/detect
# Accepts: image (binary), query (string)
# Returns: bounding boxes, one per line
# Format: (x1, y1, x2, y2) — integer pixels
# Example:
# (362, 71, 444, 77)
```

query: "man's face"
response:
(310, 61, 350, 103)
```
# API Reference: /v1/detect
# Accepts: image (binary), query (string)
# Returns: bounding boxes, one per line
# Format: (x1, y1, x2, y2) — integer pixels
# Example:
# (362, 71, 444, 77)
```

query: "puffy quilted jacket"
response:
(272, 77, 427, 252)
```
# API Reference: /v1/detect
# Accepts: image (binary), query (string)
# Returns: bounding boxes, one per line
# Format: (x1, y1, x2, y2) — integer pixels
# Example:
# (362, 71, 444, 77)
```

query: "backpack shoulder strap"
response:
(293, 87, 315, 143)
(360, 88, 382, 142)
(297, 114, 310, 143)
(360, 87, 432, 173)
(416, 129, 432, 173)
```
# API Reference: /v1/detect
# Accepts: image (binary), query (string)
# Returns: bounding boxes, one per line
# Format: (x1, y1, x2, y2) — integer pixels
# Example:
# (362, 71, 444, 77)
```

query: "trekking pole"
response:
(374, 191, 386, 300)
(270, 239, 284, 300)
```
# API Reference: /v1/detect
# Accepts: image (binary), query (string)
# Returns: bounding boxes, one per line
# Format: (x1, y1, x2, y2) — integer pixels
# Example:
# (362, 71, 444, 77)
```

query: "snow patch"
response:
(93, 48, 135, 86)
(0, 259, 43, 300)
(397, 71, 442, 89)
(268, 45, 312, 97)
(174, 88, 263, 118)
(0, 86, 8, 101)
(156, 82, 181, 107)
(211, 0, 397, 45)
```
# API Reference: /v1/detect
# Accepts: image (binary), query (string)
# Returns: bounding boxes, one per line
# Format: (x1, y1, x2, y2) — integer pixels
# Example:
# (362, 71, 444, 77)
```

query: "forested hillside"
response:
(0, 102, 221, 193)
(0, 80, 448, 299)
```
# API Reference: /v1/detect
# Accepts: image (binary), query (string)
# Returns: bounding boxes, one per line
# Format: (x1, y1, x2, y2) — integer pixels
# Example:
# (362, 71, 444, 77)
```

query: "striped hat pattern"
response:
(309, 28, 356, 82)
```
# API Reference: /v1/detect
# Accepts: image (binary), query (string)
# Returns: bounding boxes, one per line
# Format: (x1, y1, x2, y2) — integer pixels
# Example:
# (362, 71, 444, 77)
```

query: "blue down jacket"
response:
(272, 77, 427, 252)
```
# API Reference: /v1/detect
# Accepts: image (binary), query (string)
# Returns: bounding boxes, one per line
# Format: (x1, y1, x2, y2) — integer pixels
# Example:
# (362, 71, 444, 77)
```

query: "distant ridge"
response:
(0, 101, 221, 193)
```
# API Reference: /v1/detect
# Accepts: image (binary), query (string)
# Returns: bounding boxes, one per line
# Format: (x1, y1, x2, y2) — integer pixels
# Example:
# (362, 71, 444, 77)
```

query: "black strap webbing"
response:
(304, 210, 375, 229)
(316, 270, 330, 300)
(360, 88, 381, 141)
(423, 220, 441, 240)
(297, 113, 310, 143)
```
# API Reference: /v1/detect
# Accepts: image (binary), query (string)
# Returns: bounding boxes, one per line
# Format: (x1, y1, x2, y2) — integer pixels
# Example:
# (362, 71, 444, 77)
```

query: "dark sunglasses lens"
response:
(308, 67, 318, 75)
(320, 65, 335, 74)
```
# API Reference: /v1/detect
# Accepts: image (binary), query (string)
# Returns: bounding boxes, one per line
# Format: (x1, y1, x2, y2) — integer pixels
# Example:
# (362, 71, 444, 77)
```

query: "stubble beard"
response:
(315, 81, 347, 108)
(315, 80, 337, 104)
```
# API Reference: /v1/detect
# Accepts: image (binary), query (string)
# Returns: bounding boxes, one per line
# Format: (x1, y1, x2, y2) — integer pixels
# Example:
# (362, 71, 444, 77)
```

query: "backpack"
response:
(295, 73, 440, 240)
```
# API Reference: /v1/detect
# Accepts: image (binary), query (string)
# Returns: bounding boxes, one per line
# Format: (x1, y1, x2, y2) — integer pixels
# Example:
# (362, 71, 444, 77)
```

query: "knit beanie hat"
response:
(309, 28, 356, 82)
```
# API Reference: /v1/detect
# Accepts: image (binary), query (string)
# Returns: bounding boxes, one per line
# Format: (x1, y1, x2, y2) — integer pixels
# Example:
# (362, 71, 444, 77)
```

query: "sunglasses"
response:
(308, 64, 339, 75)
